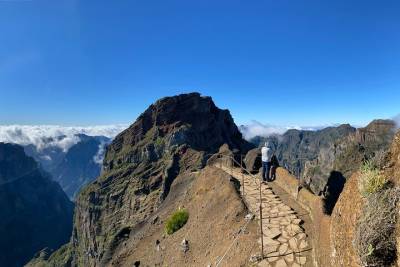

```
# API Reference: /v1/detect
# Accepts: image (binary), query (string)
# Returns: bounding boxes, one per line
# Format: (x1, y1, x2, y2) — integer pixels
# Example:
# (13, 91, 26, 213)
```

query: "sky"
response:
(1, 0, 400, 127)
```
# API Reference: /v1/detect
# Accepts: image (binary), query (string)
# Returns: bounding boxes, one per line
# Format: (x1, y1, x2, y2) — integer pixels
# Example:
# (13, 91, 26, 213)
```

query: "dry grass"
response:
(358, 160, 388, 196)
(354, 187, 400, 267)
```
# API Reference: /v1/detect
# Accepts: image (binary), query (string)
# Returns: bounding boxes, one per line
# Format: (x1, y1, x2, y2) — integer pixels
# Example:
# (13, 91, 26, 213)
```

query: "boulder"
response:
(244, 148, 262, 173)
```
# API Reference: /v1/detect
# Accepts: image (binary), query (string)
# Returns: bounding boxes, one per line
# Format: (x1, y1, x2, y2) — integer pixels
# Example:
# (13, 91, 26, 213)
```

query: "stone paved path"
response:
(217, 165, 311, 267)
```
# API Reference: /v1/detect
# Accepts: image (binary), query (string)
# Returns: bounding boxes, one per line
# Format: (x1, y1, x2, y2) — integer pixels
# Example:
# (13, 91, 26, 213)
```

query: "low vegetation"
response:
(165, 208, 189, 235)
(354, 187, 400, 266)
(354, 159, 400, 267)
(358, 160, 388, 196)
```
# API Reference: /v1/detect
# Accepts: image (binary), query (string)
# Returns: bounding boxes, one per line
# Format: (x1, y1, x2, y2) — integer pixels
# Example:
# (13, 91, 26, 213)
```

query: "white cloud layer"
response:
(93, 140, 109, 165)
(0, 125, 128, 152)
(394, 114, 400, 128)
(240, 120, 329, 140)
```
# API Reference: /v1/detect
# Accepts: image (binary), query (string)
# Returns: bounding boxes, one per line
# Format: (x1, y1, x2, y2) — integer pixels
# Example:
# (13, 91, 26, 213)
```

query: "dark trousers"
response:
(262, 161, 271, 181)
(271, 166, 277, 181)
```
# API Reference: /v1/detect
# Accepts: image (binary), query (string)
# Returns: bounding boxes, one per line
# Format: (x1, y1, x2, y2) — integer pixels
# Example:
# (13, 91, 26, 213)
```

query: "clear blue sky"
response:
(1, 0, 400, 127)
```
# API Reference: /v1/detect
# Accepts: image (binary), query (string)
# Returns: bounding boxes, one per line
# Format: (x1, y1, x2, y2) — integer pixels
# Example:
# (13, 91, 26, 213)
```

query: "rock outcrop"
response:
(0, 143, 74, 267)
(244, 148, 262, 173)
(330, 172, 364, 267)
(30, 92, 252, 266)
(384, 130, 400, 185)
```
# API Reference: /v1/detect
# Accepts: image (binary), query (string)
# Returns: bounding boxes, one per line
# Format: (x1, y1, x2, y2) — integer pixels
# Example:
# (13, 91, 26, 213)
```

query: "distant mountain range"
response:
(24, 134, 111, 199)
(0, 142, 74, 267)
(0, 125, 126, 199)
(247, 119, 396, 213)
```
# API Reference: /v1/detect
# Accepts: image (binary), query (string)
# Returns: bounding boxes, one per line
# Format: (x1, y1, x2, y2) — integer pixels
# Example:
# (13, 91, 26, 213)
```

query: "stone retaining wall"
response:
(274, 168, 332, 267)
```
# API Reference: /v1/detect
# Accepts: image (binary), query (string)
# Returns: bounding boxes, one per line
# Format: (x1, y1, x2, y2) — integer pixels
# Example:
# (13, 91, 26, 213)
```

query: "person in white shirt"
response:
(261, 142, 273, 182)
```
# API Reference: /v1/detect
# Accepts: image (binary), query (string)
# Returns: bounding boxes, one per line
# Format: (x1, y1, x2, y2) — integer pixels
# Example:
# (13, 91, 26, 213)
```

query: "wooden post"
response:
(259, 179, 264, 259)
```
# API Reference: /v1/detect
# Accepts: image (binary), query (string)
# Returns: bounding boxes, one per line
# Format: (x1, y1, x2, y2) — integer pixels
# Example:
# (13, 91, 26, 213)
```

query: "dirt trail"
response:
(217, 165, 314, 267)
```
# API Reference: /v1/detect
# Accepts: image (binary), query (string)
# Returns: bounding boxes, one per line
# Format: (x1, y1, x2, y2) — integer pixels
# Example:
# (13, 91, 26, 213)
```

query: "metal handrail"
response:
(205, 152, 259, 184)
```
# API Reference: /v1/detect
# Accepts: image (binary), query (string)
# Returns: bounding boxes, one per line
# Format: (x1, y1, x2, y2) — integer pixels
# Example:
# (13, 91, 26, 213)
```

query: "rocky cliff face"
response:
(31, 92, 251, 266)
(330, 128, 400, 267)
(250, 124, 356, 178)
(303, 119, 395, 195)
(0, 143, 74, 267)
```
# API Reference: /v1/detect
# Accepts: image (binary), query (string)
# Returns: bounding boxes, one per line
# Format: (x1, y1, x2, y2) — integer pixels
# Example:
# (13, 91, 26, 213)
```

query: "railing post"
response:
(259, 178, 264, 259)
(241, 155, 244, 197)
(230, 156, 233, 174)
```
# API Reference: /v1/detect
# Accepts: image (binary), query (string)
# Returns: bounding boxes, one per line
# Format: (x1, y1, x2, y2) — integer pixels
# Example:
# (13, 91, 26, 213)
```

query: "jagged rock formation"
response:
(29, 92, 252, 266)
(0, 143, 74, 267)
(25, 134, 111, 199)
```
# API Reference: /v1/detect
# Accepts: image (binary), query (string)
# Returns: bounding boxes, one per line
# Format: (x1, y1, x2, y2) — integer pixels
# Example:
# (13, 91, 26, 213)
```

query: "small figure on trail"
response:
(261, 142, 273, 182)
(270, 154, 279, 181)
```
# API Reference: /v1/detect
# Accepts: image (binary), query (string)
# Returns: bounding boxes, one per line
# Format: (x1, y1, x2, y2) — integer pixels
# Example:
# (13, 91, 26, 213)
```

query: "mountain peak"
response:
(104, 92, 249, 171)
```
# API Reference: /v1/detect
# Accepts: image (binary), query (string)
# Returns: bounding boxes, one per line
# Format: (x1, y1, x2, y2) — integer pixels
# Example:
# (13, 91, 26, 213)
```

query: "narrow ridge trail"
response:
(217, 165, 314, 267)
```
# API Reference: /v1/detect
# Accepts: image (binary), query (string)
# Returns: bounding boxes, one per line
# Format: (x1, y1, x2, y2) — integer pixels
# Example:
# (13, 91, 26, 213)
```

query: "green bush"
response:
(165, 209, 189, 235)
(358, 160, 387, 196)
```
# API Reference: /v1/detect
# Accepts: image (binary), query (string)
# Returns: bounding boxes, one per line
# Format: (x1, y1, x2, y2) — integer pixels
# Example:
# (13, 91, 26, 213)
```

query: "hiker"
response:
(261, 142, 273, 182)
(270, 154, 279, 181)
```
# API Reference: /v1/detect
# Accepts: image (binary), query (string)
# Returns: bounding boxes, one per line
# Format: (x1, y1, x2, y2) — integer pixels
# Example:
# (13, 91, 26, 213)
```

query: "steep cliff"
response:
(330, 128, 400, 267)
(0, 143, 74, 267)
(30, 92, 252, 266)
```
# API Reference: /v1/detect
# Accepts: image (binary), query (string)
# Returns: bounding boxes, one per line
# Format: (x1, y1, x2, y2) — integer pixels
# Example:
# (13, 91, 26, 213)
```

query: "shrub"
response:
(354, 187, 400, 267)
(165, 209, 189, 235)
(358, 160, 388, 196)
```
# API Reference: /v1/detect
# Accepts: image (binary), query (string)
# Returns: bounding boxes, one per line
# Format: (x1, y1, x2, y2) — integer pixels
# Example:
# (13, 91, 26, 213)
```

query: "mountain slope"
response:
(0, 143, 74, 267)
(30, 92, 252, 266)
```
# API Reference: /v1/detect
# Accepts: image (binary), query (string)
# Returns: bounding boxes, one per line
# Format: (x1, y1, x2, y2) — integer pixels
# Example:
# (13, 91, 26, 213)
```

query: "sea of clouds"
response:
(0, 125, 128, 152)
(240, 120, 331, 140)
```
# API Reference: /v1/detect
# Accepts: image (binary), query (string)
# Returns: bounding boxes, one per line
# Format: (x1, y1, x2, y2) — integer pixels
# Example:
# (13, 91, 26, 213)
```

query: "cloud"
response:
(0, 125, 127, 152)
(93, 140, 109, 165)
(394, 114, 400, 129)
(239, 120, 330, 140)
